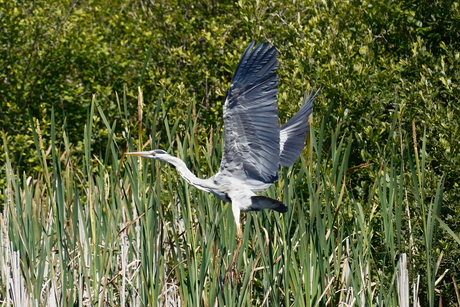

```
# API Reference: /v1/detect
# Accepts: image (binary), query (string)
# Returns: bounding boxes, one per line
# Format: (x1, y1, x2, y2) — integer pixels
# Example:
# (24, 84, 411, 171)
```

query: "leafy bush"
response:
(1, 0, 459, 305)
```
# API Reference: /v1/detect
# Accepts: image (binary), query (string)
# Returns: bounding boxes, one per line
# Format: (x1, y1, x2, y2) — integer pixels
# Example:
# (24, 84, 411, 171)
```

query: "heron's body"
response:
(127, 42, 318, 238)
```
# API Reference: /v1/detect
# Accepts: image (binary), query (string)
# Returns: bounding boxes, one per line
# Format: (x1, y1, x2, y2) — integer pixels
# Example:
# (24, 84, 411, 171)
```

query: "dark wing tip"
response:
(230, 42, 279, 86)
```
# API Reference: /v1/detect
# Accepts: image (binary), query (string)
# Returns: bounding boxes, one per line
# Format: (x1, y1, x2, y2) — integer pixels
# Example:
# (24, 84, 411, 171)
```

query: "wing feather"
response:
(279, 89, 319, 167)
(217, 42, 280, 185)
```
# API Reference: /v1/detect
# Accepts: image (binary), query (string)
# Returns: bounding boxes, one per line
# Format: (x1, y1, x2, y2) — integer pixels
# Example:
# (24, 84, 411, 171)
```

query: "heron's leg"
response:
(225, 205, 243, 285)
(236, 224, 243, 240)
(226, 223, 243, 285)
(230, 221, 243, 268)
(234, 227, 243, 264)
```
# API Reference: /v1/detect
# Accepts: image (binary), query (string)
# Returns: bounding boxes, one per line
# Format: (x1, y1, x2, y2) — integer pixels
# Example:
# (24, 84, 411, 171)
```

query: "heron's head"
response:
(126, 149, 170, 160)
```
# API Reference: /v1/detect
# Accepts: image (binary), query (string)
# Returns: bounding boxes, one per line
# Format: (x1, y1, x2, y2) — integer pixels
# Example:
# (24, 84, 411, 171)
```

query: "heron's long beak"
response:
(125, 151, 155, 158)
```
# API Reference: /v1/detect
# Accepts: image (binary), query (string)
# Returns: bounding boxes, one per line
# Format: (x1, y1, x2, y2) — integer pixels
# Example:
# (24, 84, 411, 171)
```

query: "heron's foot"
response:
(224, 263, 240, 286)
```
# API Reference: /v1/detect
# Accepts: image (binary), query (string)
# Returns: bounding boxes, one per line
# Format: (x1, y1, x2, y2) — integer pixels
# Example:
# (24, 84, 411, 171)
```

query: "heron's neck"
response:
(163, 155, 215, 192)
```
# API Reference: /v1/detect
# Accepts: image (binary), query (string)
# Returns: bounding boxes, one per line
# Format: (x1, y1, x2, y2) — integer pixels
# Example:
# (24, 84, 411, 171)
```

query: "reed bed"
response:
(1, 90, 456, 306)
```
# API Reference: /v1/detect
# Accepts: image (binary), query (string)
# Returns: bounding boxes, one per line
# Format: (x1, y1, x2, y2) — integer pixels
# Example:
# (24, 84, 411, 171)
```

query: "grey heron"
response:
(127, 42, 318, 239)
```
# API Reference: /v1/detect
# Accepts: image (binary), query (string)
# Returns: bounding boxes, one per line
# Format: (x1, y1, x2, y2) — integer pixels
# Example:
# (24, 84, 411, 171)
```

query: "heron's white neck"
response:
(160, 154, 215, 193)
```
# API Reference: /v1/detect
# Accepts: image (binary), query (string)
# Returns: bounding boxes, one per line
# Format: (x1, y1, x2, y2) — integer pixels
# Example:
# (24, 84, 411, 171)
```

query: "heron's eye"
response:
(154, 149, 167, 155)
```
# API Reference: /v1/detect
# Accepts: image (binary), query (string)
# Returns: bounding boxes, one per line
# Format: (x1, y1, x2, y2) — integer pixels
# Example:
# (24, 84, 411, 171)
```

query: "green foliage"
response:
(1, 0, 460, 305)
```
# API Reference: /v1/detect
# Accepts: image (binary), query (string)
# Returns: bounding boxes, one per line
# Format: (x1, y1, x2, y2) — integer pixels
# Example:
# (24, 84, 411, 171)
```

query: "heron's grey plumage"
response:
(217, 42, 280, 186)
(127, 42, 318, 238)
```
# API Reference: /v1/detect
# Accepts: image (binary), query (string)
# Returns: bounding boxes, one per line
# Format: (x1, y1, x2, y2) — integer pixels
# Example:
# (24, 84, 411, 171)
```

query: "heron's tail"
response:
(246, 196, 288, 213)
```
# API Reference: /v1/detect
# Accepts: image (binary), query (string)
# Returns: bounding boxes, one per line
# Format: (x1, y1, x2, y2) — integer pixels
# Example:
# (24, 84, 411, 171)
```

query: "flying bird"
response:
(127, 42, 318, 239)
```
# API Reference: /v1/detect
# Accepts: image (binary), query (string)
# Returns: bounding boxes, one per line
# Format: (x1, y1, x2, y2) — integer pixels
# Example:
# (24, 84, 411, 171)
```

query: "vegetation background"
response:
(1, 0, 459, 306)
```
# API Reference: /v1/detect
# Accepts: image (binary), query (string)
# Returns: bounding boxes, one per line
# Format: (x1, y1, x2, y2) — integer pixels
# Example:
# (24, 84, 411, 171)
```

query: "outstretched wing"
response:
(217, 42, 280, 185)
(279, 89, 318, 167)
